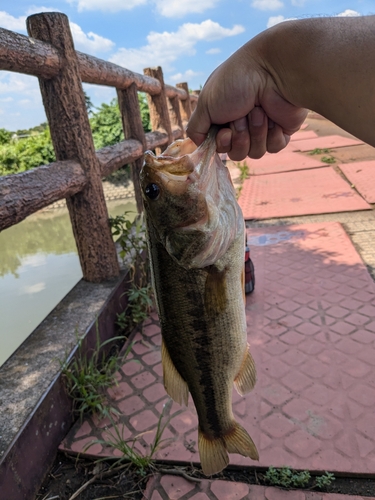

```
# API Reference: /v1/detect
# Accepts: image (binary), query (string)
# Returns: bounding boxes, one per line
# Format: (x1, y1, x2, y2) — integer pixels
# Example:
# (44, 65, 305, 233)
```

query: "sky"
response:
(0, 0, 374, 131)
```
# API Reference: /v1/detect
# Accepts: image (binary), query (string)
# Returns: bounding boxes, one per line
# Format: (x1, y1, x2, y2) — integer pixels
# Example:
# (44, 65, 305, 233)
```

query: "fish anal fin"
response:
(198, 429, 229, 476)
(161, 339, 189, 406)
(234, 343, 257, 396)
(224, 421, 259, 461)
(204, 267, 227, 316)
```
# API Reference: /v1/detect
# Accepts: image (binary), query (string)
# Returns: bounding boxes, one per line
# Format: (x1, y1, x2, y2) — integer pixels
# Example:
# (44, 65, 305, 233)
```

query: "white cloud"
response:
(169, 69, 200, 82)
(291, 0, 305, 5)
(0, 72, 39, 94)
(252, 0, 283, 11)
(0, 11, 27, 31)
(68, 0, 147, 12)
(267, 15, 295, 28)
(206, 47, 221, 54)
(69, 22, 115, 53)
(154, 0, 219, 17)
(337, 9, 361, 17)
(25, 6, 61, 15)
(21, 282, 46, 294)
(109, 20, 244, 73)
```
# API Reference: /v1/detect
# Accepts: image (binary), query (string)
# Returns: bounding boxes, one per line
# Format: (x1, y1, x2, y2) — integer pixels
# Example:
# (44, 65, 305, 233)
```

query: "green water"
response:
(0, 199, 137, 367)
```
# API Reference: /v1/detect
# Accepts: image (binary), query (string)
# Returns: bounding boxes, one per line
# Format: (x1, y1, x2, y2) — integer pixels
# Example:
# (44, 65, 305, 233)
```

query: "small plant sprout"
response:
(308, 148, 330, 155)
(264, 466, 335, 491)
(315, 471, 336, 489)
(264, 466, 311, 489)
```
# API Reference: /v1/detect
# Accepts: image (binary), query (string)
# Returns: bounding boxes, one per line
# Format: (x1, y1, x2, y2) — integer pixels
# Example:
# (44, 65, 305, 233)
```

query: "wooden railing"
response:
(0, 12, 198, 282)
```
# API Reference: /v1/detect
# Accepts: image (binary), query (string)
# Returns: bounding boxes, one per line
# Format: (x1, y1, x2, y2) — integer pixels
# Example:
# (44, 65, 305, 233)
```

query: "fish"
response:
(140, 128, 259, 476)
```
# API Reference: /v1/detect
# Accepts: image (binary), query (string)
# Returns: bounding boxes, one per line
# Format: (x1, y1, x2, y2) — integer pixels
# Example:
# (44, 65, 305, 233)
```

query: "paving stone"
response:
(238, 168, 370, 220)
(60, 222, 375, 477)
(339, 161, 375, 203)
(290, 135, 363, 152)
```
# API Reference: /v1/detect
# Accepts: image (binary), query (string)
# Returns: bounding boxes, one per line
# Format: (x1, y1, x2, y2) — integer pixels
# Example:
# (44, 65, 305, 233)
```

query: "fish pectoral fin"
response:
(204, 267, 227, 316)
(224, 421, 259, 460)
(161, 339, 189, 406)
(198, 429, 229, 476)
(234, 343, 257, 396)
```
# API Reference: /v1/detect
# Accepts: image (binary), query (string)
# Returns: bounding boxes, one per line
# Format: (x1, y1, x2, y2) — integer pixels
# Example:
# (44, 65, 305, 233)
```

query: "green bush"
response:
(0, 93, 151, 176)
(0, 128, 55, 176)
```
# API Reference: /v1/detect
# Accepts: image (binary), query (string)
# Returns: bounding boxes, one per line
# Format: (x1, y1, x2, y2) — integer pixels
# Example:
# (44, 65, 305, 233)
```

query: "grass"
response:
(60, 326, 133, 421)
(85, 399, 173, 475)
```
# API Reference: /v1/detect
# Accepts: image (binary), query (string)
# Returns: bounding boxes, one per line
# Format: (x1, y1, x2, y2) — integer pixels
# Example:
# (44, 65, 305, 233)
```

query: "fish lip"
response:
(174, 211, 208, 231)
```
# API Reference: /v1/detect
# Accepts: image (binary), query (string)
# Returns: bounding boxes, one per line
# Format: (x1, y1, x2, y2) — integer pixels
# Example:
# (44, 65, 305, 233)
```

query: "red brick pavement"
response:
(238, 167, 371, 220)
(339, 161, 375, 203)
(60, 222, 375, 479)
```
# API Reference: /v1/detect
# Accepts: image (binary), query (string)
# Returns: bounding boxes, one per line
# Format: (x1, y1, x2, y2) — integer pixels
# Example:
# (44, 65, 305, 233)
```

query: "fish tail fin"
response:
(198, 429, 229, 476)
(234, 343, 257, 396)
(198, 421, 259, 476)
(224, 421, 259, 461)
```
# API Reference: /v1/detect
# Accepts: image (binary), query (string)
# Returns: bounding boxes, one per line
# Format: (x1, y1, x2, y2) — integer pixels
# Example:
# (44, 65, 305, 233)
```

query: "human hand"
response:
(186, 36, 308, 161)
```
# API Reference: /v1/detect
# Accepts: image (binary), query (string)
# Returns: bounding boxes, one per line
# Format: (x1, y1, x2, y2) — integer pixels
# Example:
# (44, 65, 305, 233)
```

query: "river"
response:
(0, 199, 136, 368)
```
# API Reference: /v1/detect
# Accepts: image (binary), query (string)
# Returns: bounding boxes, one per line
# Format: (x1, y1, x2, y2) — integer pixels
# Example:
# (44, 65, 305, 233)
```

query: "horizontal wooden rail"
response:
(0, 128, 183, 231)
(0, 27, 198, 101)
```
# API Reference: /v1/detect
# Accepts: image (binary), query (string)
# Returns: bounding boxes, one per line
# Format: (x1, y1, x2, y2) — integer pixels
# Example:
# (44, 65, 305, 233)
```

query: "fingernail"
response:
(284, 134, 290, 145)
(234, 117, 247, 132)
(250, 107, 264, 127)
(220, 131, 231, 148)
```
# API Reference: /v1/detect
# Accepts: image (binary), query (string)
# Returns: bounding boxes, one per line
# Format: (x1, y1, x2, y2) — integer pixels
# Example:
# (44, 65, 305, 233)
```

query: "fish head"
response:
(140, 130, 244, 268)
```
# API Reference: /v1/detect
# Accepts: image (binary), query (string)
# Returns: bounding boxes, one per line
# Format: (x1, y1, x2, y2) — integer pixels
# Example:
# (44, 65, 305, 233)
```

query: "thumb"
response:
(186, 102, 212, 146)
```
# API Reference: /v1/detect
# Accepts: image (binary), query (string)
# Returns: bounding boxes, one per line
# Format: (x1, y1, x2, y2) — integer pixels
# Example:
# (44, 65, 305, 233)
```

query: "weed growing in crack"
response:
(264, 466, 336, 491)
(60, 326, 134, 421)
(86, 399, 173, 475)
(109, 212, 153, 333)
(315, 471, 336, 489)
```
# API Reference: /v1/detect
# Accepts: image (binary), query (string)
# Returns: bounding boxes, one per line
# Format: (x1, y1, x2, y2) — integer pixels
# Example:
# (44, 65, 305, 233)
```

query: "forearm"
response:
(254, 16, 375, 146)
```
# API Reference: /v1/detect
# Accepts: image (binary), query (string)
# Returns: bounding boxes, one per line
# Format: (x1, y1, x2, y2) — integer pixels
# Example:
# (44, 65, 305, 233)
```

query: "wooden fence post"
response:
(143, 66, 173, 154)
(117, 84, 146, 213)
(167, 95, 184, 138)
(176, 82, 192, 132)
(27, 12, 119, 283)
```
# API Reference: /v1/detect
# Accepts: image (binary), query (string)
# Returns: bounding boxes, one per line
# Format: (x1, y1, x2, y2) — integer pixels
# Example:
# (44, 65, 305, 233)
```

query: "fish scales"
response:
(140, 129, 259, 475)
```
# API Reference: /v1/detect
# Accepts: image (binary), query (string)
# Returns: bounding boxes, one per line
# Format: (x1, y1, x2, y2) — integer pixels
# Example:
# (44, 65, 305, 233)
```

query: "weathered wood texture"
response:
(0, 161, 85, 231)
(117, 83, 147, 213)
(0, 27, 61, 79)
(168, 95, 185, 138)
(0, 27, 192, 100)
(0, 128, 183, 232)
(27, 12, 119, 282)
(176, 82, 192, 129)
(144, 67, 173, 154)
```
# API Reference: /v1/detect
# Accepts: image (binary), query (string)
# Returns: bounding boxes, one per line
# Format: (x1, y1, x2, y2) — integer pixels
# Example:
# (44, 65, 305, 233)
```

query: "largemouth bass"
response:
(140, 129, 259, 475)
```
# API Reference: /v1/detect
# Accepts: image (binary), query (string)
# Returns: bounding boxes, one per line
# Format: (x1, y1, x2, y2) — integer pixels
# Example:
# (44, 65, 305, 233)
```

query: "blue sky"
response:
(0, 0, 374, 131)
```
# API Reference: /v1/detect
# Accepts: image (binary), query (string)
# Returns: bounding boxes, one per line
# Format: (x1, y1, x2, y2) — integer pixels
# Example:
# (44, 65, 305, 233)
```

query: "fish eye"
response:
(145, 183, 160, 200)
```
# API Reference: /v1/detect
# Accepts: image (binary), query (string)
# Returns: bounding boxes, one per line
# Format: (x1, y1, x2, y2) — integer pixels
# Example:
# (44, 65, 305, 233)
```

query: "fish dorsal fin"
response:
(234, 344, 257, 396)
(161, 339, 189, 406)
(204, 267, 227, 316)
